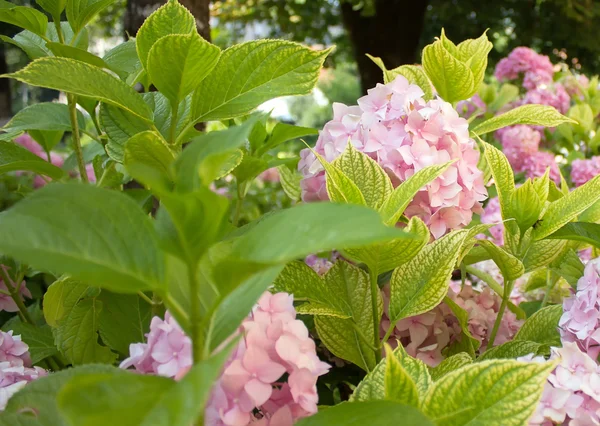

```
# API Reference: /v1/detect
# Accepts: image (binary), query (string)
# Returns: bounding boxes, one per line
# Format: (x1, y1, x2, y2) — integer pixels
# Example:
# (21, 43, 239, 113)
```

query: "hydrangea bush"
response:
(0, 1, 599, 425)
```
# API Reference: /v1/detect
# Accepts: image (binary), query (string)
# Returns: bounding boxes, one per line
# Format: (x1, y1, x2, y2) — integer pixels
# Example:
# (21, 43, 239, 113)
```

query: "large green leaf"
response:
(389, 230, 466, 322)
(478, 340, 547, 361)
(472, 104, 576, 135)
(534, 174, 600, 240)
(423, 359, 556, 425)
(0, 1, 47, 37)
(296, 401, 434, 426)
(3, 102, 86, 133)
(66, 0, 116, 34)
(0, 141, 65, 179)
(483, 142, 515, 219)
(190, 40, 332, 124)
(513, 304, 562, 346)
(545, 221, 600, 248)
(46, 42, 110, 71)
(477, 239, 524, 280)
(523, 239, 568, 272)
(123, 131, 175, 191)
(0, 183, 165, 293)
(35, 0, 66, 19)
(5, 57, 152, 122)
(147, 33, 220, 108)
(135, 0, 196, 71)
(102, 39, 140, 79)
(428, 353, 472, 381)
(385, 351, 420, 407)
(256, 122, 317, 156)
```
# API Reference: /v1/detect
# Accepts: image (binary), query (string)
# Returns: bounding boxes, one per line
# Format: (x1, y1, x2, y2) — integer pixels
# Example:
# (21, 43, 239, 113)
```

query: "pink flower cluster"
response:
(304, 252, 341, 276)
(480, 196, 504, 246)
(529, 343, 600, 425)
(456, 94, 486, 119)
(523, 83, 570, 115)
(121, 292, 329, 426)
(496, 125, 560, 183)
(298, 75, 487, 239)
(560, 261, 600, 361)
(381, 279, 523, 366)
(494, 47, 555, 91)
(571, 156, 600, 187)
(0, 281, 30, 314)
(0, 330, 47, 410)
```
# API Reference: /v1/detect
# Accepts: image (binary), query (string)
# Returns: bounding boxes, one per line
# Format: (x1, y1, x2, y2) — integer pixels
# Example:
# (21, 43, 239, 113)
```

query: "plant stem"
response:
(233, 181, 245, 226)
(67, 94, 88, 183)
(188, 262, 202, 363)
(465, 265, 504, 296)
(0, 267, 34, 324)
(54, 19, 65, 44)
(137, 291, 155, 306)
(369, 266, 382, 362)
(96, 162, 115, 188)
(169, 104, 179, 145)
(488, 279, 513, 348)
(540, 268, 555, 308)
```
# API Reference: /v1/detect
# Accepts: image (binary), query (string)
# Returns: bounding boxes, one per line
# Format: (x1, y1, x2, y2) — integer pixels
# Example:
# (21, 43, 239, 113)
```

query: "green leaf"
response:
(256, 122, 317, 156)
(3, 102, 86, 134)
(428, 353, 472, 381)
(456, 31, 493, 90)
(43, 277, 97, 327)
(5, 58, 153, 122)
(550, 248, 585, 287)
(229, 203, 414, 265)
(35, 0, 66, 19)
(30, 130, 64, 154)
(488, 83, 519, 111)
(472, 104, 576, 136)
(478, 340, 547, 361)
(523, 239, 568, 272)
(97, 292, 151, 356)
(379, 162, 453, 226)
(0, 140, 65, 179)
(46, 42, 110, 71)
(277, 164, 302, 201)
(513, 304, 562, 346)
(389, 230, 466, 322)
(315, 150, 366, 205)
(4, 323, 58, 365)
(0, 183, 165, 293)
(422, 34, 475, 103)
(296, 401, 435, 426)
(366, 54, 433, 100)
(545, 221, 600, 249)
(334, 142, 393, 210)
(123, 131, 175, 191)
(423, 359, 556, 425)
(0, 1, 47, 37)
(511, 180, 543, 232)
(314, 261, 380, 371)
(569, 103, 595, 131)
(53, 297, 117, 365)
(0, 413, 41, 426)
(385, 346, 420, 407)
(135, 0, 196, 71)
(4, 364, 119, 426)
(191, 40, 333, 124)
(102, 39, 140, 79)
(483, 142, 515, 220)
(477, 240, 524, 280)
(66, 0, 116, 34)
(344, 216, 429, 273)
(147, 33, 220, 107)
(534, 174, 600, 240)
(444, 296, 480, 356)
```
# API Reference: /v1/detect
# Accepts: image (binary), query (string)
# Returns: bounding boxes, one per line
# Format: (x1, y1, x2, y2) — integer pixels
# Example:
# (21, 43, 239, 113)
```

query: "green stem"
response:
(164, 293, 190, 324)
(137, 291, 155, 306)
(369, 266, 382, 362)
(350, 322, 380, 352)
(169, 104, 179, 145)
(53, 18, 65, 44)
(67, 94, 88, 183)
(540, 268, 555, 308)
(96, 162, 115, 188)
(0, 267, 34, 324)
(465, 265, 504, 296)
(188, 262, 202, 364)
(233, 181, 245, 226)
(488, 280, 513, 348)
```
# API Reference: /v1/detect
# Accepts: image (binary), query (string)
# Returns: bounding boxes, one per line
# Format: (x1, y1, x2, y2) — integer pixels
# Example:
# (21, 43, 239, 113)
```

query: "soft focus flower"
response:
(456, 94, 486, 119)
(15, 134, 64, 187)
(494, 47, 555, 90)
(523, 83, 570, 115)
(304, 252, 341, 276)
(522, 151, 560, 183)
(572, 157, 600, 187)
(496, 125, 541, 171)
(479, 196, 504, 246)
(0, 279, 31, 314)
(563, 74, 590, 99)
(299, 76, 487, 239)
(258, 168, 280, 183)
(0, 331, 47, 410)
(122, 293, 329, 426)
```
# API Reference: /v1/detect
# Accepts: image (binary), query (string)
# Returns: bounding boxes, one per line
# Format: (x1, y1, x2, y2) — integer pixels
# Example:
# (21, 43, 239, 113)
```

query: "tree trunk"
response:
(125, 0, 211, 40)
(340, 0, 429, 94)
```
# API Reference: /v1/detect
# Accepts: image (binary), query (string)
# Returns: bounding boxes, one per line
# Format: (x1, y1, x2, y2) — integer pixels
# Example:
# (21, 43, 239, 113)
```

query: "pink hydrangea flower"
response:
(258, 168, 280, 183)
(494, 47, 555, 90)
(523, 83, 570, 115)
(522, 151, 561, 184)
(480, 196, 504, 246)
(299, 76, 487, 239)
(456, 94, 486, 119)
(572, 157, 600, 187)
(0, 331, 31, 367)
(496, 125, 541, 171)
(0, 279, 31, 314)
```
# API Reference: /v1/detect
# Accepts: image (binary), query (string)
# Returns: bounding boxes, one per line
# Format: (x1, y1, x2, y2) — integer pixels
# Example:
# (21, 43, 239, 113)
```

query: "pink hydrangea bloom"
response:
(258, 168, 280, 183)
(522, 151, 561, 184)
(560, 261, 600, 360)
(0, 279, 31, 314)
(572, 157, 600, 187)
(456, 94, 486, 119)
(299, 76, 487, 239)
(304, 252, 341, 276)
(479, 196, 504, 246)
(563, 74, 590, 99)
(494, 47, 555, 90)
(496, 125, 541, 171)
(122, 293, 329, 426)
(523, 83, 570, 115)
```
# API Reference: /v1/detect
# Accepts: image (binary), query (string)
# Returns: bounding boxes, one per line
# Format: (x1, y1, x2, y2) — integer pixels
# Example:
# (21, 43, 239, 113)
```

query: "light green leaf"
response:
(123, 131, 175, 191)
(428, 353, 472, 381)
(534, 174, 600, 240)
(102, 39, 140, 79)
(379, 162, 453, 226)
(523, 239, 568, 272)
(35, 0, 66, 19)
(389, 230, 466, 322)
(478, 340, 547, 361)
(423, 359, 556, 425)
(0, 1, 47, 37)
(256, 122, 317, 156)
(472, 104, 576, 136)
(477, 239, 524, 280)
(135, 0, 196, 71)
(334, 142, 393, 210)
(66, 0, 116, 34)
(514, 304, 562, 346)
(0, 413, 41, 426)
(569, 103, 594, 131)
(511, 180, 543, 232)
(43, 277, 97, 327)
(5, 57, 152, 122)
(147, 33, 220, 107)
(277, 165, 302, 201)
(191, 40, 332, 124)
(46, 42, 111, 72)
(3, 102, 86, 134)
(550, 248, 585, 288)
(545, 221, 600, 249)
(366, 54, 433, 100)
(483, 142, 515, 220)
(296, 401, 435, 426)
(1, 22, 86, 61)
(315, 150, 366, 205)
(385, 346, 420, 407)
(488, 83, 519, 111)
(456, 31, 493, 90)
(0, 183, 165, 293)
(444, 296, 480, 356)
(0, 140, 65, 179)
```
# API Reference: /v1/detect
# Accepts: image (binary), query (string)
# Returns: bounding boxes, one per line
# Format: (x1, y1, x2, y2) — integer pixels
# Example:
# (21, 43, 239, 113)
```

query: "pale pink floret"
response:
(479, 196, 504, 246)
(494, 47, 555, 90)
(299, 75, 487, 239)
(572, 157, 600, 187)
(0, 280, 31, 314)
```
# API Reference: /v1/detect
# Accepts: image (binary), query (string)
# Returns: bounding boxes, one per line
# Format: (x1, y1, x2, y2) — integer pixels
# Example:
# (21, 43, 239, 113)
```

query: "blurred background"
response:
(2, 0, 599, 131)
